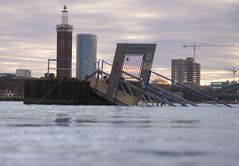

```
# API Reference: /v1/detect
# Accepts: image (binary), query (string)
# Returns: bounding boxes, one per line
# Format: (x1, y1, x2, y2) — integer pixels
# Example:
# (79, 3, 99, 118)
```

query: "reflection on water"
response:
(54, 113, 72, 126)
(171, 120, 201, 124)
(171, 120, 201, 128)
(7, 116, 202, 129)
(7, 124, 51, 127)
(131, 149, 207, 157)
(53, 112, 154, 127)
(0, 102, 239, 166)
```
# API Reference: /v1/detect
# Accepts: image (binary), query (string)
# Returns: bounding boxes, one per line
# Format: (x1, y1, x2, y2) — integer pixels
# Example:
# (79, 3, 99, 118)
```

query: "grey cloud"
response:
(0, 0, 238, 82)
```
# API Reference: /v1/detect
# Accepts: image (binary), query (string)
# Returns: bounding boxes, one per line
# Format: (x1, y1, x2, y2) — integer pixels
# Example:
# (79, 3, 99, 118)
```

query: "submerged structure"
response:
(85, 43, 231, 107)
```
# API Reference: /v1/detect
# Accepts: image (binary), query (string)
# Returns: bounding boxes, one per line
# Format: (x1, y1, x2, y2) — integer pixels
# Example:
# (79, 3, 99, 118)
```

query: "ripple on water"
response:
(131, 149, 207, 157)
(171, 119, 201, 128)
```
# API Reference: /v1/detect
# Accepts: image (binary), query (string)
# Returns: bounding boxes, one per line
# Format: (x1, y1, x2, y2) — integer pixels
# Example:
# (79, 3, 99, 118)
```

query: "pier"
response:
(24, 43, 231, 107)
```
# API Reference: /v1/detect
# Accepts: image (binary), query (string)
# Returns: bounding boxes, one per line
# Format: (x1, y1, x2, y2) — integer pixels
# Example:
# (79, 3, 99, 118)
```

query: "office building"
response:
(76, 34, 97, 80)
(16, 69, 31, 78)
(171, 57, 200, 86)
(56, 5, 73, 79)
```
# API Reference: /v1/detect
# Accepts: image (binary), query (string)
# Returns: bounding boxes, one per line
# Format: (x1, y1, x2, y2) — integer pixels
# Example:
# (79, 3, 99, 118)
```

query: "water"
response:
(0, 102, 239, 166)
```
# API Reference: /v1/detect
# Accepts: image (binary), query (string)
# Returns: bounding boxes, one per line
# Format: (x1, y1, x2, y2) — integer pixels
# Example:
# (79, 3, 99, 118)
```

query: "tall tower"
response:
(56, 5, 73, 79)
(76, 34, 97, 80)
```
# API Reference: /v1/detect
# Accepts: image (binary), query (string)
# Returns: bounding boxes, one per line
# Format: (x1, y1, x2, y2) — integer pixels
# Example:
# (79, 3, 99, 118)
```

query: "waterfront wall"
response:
(24, 79, 90, 105)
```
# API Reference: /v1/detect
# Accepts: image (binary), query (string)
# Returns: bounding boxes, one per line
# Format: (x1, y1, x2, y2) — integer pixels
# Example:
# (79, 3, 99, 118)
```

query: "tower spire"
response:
(56, 5, 73, 79)
(62, 5, 68, 24)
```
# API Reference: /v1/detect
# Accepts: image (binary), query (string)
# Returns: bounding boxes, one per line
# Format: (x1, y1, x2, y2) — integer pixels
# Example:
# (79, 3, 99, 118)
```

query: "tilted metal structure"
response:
(85, 43, 231, 107)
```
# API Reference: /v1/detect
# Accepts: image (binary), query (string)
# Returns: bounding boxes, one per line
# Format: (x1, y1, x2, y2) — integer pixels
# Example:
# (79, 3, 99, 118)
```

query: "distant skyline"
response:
(0, 0, 238, 84)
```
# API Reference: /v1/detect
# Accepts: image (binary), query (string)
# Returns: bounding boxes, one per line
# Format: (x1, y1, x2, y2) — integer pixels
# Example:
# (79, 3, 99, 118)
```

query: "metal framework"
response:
(86, 60, 231, 107)
(84, 43, 231, 107)
(47, 58, 71, 79)
(105, 43, 156, 101)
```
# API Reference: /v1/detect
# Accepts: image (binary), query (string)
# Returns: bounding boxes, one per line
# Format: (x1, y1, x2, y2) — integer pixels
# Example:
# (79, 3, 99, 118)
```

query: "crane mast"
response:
(225, 67, 237, 81)
(183, 41, 199, 62)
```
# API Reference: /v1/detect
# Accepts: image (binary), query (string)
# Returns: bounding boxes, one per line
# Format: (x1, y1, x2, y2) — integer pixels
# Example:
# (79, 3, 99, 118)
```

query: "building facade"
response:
(171, 57, 200, 86)
(0, 73, 16, 79)
(56, 5, 73, 79)
(211, 81, 230, 89)
(76, 34, 97, 80)
(16, 69, 31, 78)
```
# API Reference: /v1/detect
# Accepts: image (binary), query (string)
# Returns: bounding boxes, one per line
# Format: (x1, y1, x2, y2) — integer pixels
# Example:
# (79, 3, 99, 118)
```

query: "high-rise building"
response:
(171, 57, 200, 86)
(16, 69, 31, 78)
(76, 34, 97, 80)
(56, 5, 73, 79)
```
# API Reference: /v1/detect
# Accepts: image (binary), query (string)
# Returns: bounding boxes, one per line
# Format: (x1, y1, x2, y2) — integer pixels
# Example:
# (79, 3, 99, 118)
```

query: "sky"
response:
(0, 0, 238, 84)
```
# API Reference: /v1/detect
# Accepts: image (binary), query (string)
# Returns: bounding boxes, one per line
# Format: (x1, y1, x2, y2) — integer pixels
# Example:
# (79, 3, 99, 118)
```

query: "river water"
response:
(0, 102, 239, 166)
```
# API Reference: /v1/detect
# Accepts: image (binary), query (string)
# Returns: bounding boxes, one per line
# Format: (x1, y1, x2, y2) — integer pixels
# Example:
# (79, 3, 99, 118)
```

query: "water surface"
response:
(0, 102, 239, 166)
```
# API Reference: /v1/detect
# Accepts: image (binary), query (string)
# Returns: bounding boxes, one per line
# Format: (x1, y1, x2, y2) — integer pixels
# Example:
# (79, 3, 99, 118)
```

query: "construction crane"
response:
(225, 67, 237, 81)
(183, 41, 234, 62)
(183, 41, 199, 62)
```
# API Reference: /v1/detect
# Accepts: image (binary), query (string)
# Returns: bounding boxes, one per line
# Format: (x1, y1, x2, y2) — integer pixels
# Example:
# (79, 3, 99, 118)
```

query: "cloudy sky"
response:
(0, 0, 238, 84)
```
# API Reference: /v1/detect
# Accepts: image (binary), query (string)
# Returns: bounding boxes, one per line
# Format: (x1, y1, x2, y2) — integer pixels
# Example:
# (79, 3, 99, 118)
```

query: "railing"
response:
(87, 61, 189, 106)
(101, 60, 112, 73)
(86, 67, 175, 106)
(86, 60, 231, 107)
(150, 71, 231, 108)
(116, 71, 172, 106)
(120, 70, 195, 106)
(146, 84, 196, 106)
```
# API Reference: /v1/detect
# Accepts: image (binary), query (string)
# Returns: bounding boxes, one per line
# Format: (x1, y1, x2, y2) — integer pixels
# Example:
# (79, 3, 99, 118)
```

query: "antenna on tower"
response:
(63, 4, 67, 10)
